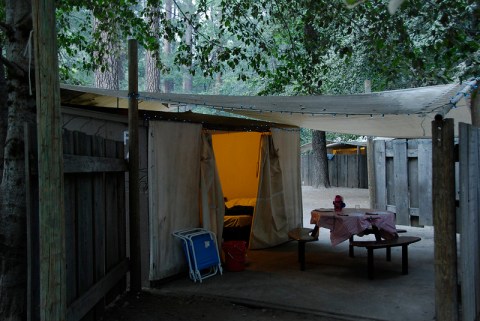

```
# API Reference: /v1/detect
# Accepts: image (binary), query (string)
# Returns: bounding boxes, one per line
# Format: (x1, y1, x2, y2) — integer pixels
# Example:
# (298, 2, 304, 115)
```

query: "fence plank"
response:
(347, 155, 358, 188)
(393, 140, 409, 225)
(92, 136, 106, 318)
(74, 132, 95, 321)
(460, 123, 480, 321)
(66, 259, 129, 321)
(418, 140, 433, 225)
(63, 131, 77, 306)
(374, 141, 387, 209)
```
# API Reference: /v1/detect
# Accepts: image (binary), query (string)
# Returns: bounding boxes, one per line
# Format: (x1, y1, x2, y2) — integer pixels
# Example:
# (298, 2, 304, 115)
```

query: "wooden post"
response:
(471, 85, 480, 127)
(432, 115, 458, 321)
(364, 80, 377, 208)
(32, 0, 66, 320)
(128, 39, 141, 292)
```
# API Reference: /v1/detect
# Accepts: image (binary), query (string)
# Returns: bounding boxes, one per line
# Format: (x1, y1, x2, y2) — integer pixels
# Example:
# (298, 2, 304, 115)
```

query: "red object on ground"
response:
(222, 241, 247, 272)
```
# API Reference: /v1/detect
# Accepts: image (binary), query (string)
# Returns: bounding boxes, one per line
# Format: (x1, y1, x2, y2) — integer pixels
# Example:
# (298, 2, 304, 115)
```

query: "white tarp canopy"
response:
(61, 81, 475, 138)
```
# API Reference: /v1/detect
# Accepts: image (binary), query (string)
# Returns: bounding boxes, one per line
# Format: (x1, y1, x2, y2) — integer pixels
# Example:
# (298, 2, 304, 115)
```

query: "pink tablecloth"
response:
(310, 208, 397, 246)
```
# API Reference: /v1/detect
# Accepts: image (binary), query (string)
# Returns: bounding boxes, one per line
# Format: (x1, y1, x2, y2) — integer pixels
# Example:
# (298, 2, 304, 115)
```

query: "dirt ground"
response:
(103, 186, 369, 321)
(103, 290, 346, 321)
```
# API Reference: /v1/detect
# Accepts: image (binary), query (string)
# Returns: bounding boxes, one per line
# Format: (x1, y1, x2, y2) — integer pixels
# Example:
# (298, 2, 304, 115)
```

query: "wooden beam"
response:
(32, 0, 66, 320)
(432, 116, 458, 321)
(63, 155, 127, 173)
(128, 39, 141, 292)
(66, 259, 129, 321)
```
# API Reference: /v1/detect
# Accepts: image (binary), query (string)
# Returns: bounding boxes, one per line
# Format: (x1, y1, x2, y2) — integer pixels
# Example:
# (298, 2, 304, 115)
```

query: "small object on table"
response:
(288, 227, 319, 271)
(333, 195, 346, 212)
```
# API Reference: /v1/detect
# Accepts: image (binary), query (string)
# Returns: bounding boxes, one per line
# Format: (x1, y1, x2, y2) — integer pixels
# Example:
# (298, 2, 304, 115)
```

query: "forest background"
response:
(0, 0, 478, 320)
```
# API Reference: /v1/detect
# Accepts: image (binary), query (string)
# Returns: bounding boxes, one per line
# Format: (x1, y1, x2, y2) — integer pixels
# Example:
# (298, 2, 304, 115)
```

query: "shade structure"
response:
(61, 80, 475, 138)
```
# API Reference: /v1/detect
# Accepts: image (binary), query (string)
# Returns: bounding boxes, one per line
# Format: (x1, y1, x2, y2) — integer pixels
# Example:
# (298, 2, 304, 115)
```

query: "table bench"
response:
(350, 236, 421, 279)
(288, 227, 319, 271)
(349, 228, 407, 258)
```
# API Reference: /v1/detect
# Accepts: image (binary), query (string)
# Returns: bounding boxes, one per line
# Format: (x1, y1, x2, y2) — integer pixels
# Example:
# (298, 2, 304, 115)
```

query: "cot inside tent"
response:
(148, 119, 302, 281)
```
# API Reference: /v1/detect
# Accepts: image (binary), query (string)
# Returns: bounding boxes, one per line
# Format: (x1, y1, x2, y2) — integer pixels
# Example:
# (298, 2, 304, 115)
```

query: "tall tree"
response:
(93, 10, 121, 90)
(182, 0, 193, 92)
(0, 0, 36, 319)
(0, 46, 6, 182)
(311, 130, 330, 188)
(163, 0, 174, 93)
(144, 2, 161, 92)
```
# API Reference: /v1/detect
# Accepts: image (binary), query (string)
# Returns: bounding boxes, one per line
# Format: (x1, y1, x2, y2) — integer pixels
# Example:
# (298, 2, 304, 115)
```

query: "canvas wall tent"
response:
(60, 103, 302, 282)
(61, 80, 474, 138)
(147, 119, 302, 280)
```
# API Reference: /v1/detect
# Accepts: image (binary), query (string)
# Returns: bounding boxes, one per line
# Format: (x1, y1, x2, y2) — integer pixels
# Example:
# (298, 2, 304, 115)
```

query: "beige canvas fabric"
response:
(249, 135, 289, 249)
(148, 121, 202, 280)
(271, 128, 303, 231)
(200, 133, 225, 246)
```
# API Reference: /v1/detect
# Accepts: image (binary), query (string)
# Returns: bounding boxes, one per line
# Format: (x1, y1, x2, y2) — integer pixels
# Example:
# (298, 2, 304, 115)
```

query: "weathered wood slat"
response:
(92, 136, 106, 318)
(64, 154, 127, 173)
(66, 259, 129, 321)
(459, 123, 480, 321)
(432, 117, 458, 321)
(393, 140, 409, 225)
(374, 141, 387, 209)
(74, 132, 95, 321)
(33, 1, 66, 319)
(63, 130, 78, 306)
(418, 140, 433, 225)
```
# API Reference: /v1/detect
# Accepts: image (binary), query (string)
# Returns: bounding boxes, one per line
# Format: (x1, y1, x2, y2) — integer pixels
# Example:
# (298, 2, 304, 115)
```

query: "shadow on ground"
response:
(148, 225, 434, 321)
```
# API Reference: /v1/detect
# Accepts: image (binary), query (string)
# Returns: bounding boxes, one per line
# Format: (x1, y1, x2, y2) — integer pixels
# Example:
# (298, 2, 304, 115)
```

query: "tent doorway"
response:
(212, 132, 262, 245)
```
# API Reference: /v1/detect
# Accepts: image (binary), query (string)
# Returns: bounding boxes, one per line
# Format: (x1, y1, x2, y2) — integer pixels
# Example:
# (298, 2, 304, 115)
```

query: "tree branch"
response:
(0, 54, 26, 79)
(0, 22, 14, 41)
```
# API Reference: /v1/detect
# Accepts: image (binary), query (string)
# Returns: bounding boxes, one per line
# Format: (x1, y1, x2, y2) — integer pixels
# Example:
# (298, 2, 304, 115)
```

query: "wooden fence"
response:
(301, 153, 368, 188)
(372, 139, 433, 227)
(26, 127, 129, 321)
(301, 139, 434, 227)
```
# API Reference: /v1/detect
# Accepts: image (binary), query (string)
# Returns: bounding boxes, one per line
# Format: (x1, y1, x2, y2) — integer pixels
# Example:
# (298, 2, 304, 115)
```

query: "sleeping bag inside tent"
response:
(148, 117, 303, 281)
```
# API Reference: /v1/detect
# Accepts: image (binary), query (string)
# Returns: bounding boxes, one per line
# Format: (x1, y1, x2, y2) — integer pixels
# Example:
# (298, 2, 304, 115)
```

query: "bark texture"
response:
(145, 5, 161, 93)
(163, 0, 174, 93)
(182, 0, 193, 93)
(311, 130, 330, 188)
(93, 14, 121, 90)
(0, 0, 36, 319)
(0, 47, 7, 182)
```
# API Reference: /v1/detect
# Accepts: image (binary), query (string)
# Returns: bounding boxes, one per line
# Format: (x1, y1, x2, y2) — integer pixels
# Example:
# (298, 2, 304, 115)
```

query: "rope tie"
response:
(23, 30, 34, 96)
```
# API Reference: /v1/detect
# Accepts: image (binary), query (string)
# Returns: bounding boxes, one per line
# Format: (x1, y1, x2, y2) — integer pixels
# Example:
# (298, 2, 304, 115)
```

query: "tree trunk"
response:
(0, 46, 7, 183)
(145, 5, 161, 93)
(311, 130, 330, 188)
(182, 0, 193, 93)
(93, 16, 121, 90)
(163, 0, 174, 93)
(0, 1, 36, 319)
(182, 24, 193, 92)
